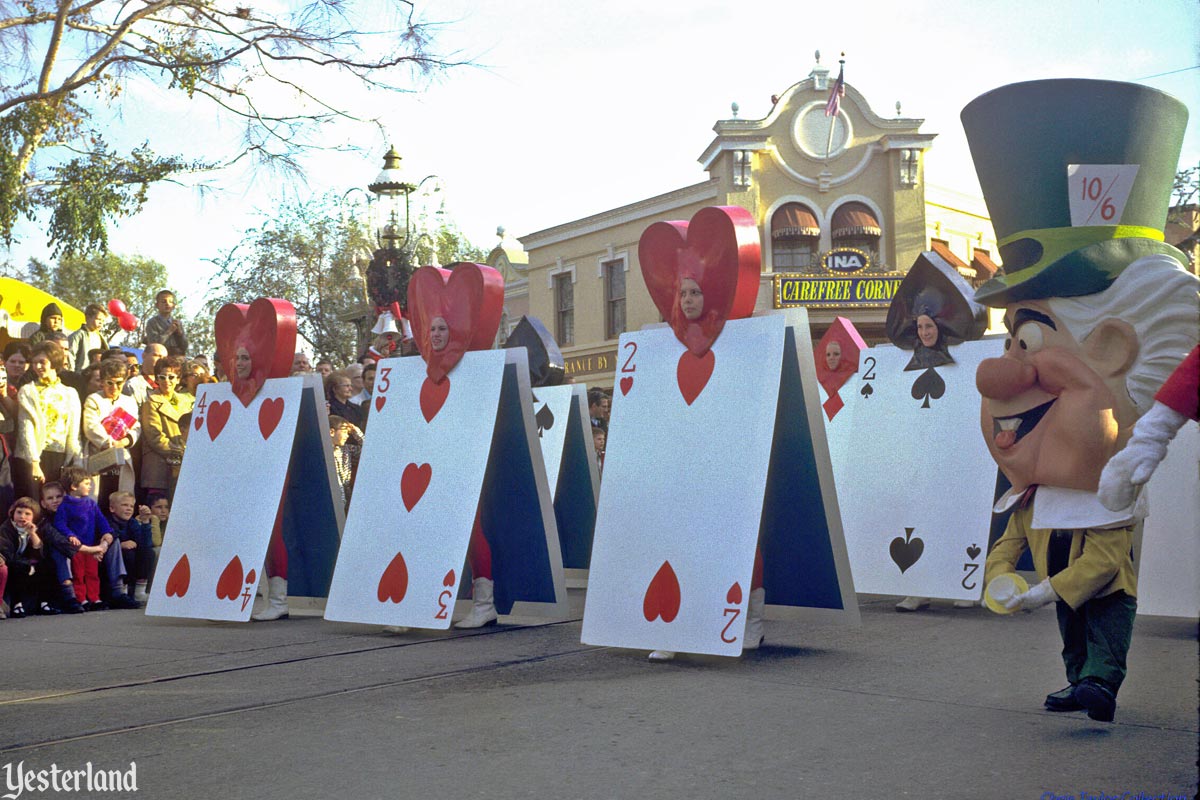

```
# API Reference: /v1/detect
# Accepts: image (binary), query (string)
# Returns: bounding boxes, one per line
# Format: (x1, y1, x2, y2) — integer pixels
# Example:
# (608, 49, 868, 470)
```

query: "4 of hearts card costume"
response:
(965, 79, 1199, 722)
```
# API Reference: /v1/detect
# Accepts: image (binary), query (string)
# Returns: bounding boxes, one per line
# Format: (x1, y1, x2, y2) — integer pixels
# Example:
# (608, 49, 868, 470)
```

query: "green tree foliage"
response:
(0, 1, 458, 257)
(206, 194, 374, 366)
(6, 251, 168, 316)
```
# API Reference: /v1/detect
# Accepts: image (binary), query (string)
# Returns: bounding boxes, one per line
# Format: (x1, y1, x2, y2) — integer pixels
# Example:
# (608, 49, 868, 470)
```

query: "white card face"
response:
(323, 350, 505, 628)
(531, 384, 575, 502)
(1137, 422, 1200, 618)
(146, 377, 305, 621)
(1067, 164, 1139, 227)
(581, 315, 785, 656)
(837, 341, 999, 601)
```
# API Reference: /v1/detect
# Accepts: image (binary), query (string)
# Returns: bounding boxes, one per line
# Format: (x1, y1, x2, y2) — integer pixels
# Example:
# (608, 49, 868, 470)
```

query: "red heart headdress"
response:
(407, 263, 504, 382)
(214, 298, 298, 407)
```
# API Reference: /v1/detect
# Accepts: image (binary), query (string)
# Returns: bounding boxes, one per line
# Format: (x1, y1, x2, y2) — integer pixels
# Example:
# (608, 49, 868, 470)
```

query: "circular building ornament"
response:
(792, 101, 851, 160)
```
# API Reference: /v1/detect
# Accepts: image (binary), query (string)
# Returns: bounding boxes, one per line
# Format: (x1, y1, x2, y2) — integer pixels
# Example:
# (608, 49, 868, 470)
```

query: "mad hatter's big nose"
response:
(976, 356, 1037, 400)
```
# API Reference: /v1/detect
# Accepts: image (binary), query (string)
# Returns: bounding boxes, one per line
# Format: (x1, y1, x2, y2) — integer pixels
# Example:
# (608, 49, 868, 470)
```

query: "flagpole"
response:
(825, 54, 845, 165)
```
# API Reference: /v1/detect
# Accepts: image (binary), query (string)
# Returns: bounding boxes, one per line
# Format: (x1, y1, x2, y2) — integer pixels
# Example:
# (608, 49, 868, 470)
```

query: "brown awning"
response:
(831, 202, 881, 238)
(771, 203, 820, 238)
(929, 239, 967, 267)
(971, 248, 999, 279)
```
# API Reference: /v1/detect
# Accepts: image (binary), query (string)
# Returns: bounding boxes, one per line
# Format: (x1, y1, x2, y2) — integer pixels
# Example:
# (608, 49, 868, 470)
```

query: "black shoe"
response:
(1044, 685, 1083, 712)
(1073, 678, 1116, 722)
(10, 602, 27, 619)
(59, 600, 85, 614)
(37, 602, 62, 616)
(108, 594, 141, 610)
(85, 600, 109, 611)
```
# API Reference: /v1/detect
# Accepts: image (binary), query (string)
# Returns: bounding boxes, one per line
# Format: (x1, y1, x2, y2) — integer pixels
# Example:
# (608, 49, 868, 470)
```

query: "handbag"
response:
(86, 447, 130, 476)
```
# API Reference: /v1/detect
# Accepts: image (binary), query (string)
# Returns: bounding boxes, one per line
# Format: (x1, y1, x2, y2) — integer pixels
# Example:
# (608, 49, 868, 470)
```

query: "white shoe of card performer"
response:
(952, 599, 976, 609)
(648, 650, 676, 661)
(454, 578, 498, 629)
(742, 587, 766, 650)
(895, 596, 930, 612)
(252, 577, 289, 621)
(382, 626, 410, 634)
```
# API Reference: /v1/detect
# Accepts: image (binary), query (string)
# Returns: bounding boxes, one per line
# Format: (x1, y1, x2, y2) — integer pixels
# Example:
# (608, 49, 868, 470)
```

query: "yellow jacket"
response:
(984, 504, 1137, 610)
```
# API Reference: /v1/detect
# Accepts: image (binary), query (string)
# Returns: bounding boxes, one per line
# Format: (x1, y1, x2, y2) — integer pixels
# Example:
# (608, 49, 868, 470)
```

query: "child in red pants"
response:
(54, 467, 114, 610)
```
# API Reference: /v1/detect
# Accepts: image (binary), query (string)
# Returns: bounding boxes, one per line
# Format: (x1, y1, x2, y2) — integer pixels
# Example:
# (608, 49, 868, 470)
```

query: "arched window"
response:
(831, 202, 882, 269)
(771, 203, 820, 272)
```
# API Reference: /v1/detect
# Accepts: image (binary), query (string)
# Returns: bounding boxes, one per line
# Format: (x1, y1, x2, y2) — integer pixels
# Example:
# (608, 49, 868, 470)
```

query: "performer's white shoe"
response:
(382, 626, 410, 634)
(648, 650, 676, 661)
(895, 596, 930, 612)
(454, 578, 498, 629)
(743, 588, 766, 650)
(252, 577, 289, 621)
(952, 599, 976, 609)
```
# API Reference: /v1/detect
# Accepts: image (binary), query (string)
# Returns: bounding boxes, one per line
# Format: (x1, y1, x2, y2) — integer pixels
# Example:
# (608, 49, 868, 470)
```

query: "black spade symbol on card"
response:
(890, 527, 924, 574)
(966, 544, 981, 561)
(911, 368, 945, 409)
(535, 404, 555, 437)
(860, 382, 874, 398)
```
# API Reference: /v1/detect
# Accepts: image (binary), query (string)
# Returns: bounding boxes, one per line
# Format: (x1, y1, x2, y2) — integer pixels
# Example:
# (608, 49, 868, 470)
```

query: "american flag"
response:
(825, 62, 845, 117)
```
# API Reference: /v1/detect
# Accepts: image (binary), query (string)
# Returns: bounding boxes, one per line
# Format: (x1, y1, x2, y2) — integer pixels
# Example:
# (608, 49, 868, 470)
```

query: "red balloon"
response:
(108, 298, 127, 316)
(118, 312, 139, 332)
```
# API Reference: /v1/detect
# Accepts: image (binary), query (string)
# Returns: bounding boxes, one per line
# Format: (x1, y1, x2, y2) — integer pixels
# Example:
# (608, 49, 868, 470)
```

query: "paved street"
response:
(1, 591, 1195, 800)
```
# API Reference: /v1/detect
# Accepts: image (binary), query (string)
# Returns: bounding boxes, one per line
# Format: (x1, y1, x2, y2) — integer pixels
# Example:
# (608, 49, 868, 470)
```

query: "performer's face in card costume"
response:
(825, 341, 842, 372)
(429, 316, 450, 352)
(679, 278, 704, 322)
(916, 315, 939, 349)
(235, 347, 252, 380)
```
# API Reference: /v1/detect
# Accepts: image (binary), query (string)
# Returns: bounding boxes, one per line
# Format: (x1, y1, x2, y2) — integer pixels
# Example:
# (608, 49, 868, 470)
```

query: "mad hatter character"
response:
(964, 79, 1199, 722)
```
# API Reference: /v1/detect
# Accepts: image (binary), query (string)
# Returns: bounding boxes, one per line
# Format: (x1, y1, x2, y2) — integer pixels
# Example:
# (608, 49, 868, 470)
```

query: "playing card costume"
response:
(965, 79, 1199, 722)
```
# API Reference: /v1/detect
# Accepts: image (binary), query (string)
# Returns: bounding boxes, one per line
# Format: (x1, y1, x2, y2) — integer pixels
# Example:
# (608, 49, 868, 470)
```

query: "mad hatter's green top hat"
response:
(961, 79, 1189, 307)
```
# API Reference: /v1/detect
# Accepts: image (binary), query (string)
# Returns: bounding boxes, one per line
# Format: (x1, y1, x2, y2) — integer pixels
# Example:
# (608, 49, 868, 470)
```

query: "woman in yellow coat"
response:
(140, 356, 193, 502)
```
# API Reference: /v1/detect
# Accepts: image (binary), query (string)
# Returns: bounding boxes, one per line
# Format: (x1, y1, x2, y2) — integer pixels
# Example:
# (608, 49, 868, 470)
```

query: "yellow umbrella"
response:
(0, 277, 86, 331)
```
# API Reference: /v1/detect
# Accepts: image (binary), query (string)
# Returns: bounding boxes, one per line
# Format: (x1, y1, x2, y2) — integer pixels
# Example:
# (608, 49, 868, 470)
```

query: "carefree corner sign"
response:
(773, 248, 902, 309)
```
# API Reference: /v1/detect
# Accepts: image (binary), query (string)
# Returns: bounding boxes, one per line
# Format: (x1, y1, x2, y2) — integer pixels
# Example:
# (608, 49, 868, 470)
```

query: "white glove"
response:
(1004, 577, 1058, 612)
(1098, 402, 1189, 512)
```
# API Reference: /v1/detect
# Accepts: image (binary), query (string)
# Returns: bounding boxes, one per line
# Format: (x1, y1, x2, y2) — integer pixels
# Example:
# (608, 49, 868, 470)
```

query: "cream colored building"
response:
(516, 58, 1001, 387)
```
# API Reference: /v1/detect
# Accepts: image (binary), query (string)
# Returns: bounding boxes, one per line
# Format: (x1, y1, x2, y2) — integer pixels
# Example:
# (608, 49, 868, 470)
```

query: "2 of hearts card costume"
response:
(146, 299, 344, 622)
(581, 206, 858, 658)
(965, 80, 1199, 721)
(324, 263, 568, 629)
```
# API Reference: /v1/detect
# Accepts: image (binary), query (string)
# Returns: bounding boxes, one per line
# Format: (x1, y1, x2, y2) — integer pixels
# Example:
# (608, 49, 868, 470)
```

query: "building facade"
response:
(516, 58, 1002, 388)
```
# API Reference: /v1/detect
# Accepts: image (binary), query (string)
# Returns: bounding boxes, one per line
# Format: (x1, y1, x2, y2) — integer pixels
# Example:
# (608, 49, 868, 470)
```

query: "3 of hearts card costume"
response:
(324, 263, 567, 630)
(581, 206, 857, 659)
(964, 80, 1199, 722)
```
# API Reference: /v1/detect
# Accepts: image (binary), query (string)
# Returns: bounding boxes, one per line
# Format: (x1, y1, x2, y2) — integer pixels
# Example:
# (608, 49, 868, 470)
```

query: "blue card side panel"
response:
(554, 402, 597, 570)
(280, 387, 342, 598)
(988, 468, 1034, 571)
(479, 363, 557, 613)
(760, 331, 845, 609)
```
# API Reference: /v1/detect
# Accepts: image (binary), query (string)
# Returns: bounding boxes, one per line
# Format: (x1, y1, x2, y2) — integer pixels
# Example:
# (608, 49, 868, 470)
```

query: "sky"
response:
(4, 0, 1198, 317)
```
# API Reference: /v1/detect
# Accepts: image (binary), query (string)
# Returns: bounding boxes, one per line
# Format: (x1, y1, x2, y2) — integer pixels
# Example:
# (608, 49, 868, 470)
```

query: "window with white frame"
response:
(603, 259, 626, 339)
(554, 273, 574, 346)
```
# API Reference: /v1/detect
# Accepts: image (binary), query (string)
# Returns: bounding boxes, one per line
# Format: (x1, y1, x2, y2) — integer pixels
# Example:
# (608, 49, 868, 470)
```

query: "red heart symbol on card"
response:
(215, 556, 243, 601)
(206, 400, 231, 441)
(443, 569, 456, 587)
(726, 582, 743, 605)
(638, 205, 760, 356)
(245, 569, 256, 586)
(165, 555, 191, 597)
(642, 561, 682, 623)
(214, 298, 298, 407)
(258, 397, 285, 440)
(377, 552, 409, 604)
(677, 350, 715, 405)
(407, 263, 504, 382)
(619, 376, 633, 396)
(193, 415, 203, 431)
(419, 377, 451, 422)
(374, 395, 386, 413)
(401, 463, 432, 511)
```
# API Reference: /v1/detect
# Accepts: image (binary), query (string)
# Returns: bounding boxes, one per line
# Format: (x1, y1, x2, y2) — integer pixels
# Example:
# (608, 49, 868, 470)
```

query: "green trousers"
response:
(1055, 590, 1136, 693)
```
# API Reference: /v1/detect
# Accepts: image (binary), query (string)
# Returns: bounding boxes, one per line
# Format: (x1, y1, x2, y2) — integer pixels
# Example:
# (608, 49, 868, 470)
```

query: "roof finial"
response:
(731, 102, 739, 119)
(896, 100, 902, 117)
(815, 49, 821, 64)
